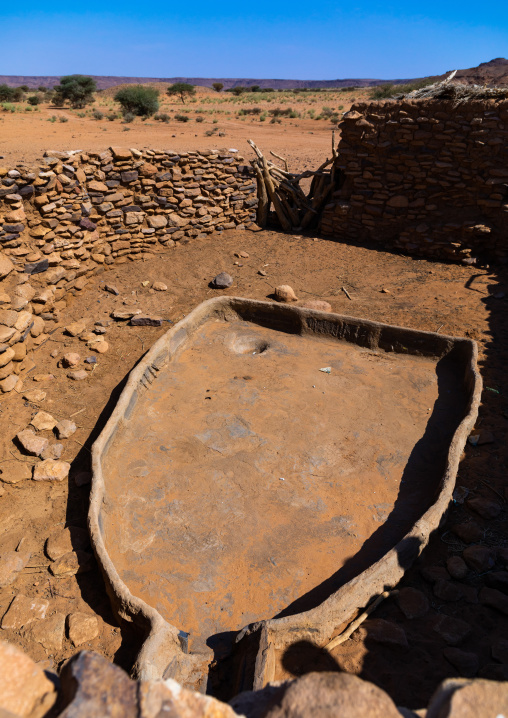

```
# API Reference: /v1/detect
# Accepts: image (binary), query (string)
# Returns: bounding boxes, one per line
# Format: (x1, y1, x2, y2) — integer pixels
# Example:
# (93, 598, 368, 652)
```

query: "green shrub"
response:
(115, 85, 159, 117)
(76, 111, 86, 118)
(25, 106, 32, 112)
(27, 95, 40, 106)
(59, 116, 69, 122)
(122, 111, 135, 123)
(106, 112, 118, 121)
(155, 112, 170, 122)
(174, 113, 190, 122)
(93, 109, 104, 120)
(48, 115, 57, 123)
(212, 82, 223, 92)
(195, 115, 204, 122)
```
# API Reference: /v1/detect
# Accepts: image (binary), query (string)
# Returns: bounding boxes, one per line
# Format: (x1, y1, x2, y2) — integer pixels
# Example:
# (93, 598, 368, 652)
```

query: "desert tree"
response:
(167, 82, 196, 103)
(53, 75, 97, 108)
(212, 82, 224, 92)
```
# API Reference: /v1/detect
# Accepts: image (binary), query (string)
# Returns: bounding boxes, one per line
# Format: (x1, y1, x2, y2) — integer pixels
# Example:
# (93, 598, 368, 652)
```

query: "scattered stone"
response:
(480, 587, 508, 615)
(275, 284, 298, 302)
(129, 316, 162, 327)
(432, 614, 471, 645)
(140, 678, 240, 718)
(88, 339, 109, 353)
(212, 272, 233, 289)
(29, 612, 66, 653)
(31, 410, 57, 432)
(55, 419, 77, 439)
(0, 374, 19, 393)
(16, 428, 49, 456)
(64, 320, 87, 337)
(447, 556, 469, 580)
(152, 281, 168, 291)
(111, 309, 142, 320)
(463, 545, 495, 572)
(74, 471, 92, 487)
(362, 618, 408, 647)
(46, 526, 89, 561)
(258, 269, 268, 276)
(443, 647, 479, 677)
(235, 251, 250, 258)
(68, 369, 88, 381)
(41, 443, 63, 460)
(57, 651, 137, 716)
(0, 462, 32, 484)
(0, 551, 31, 588)
(467, 496, 502, 520)
(61, 352, 81, 367)
(67, 613, 100, 646)
(433, 580, 465, 602)
(427, 677, 508, 716)
(1, 594, 49, 630)
(298, 299, 333, 312)
(33, 459, 70, 482)
(397, 587, 429, 619)
(0, 639, 56, 718)
(33, 373, 54, 382)
(50, 550, 93, 576)
(104, 284, 120, 295)
(420, 565, 450, 583)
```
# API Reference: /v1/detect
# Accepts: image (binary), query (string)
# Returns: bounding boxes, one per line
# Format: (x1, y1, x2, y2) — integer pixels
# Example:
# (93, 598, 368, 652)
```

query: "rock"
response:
(74, 471, 92, 487)
(432, 614, 471, 645)
(68, 369, 88, 381)
(256, 672, 401, 718)
(58, 651, 137, 717)
(298, 299, 333, 312)
(129, 316, 162, 327)
(79, 218, 96, 231)
(491, 637, 508, 663)
(41, 442, 64, 460)
(16, 428, 49, 456)
(420, 565, 450, 583)
(433, 580, 465, 602)
(386, 195, 408, 208)
(443, 648, 479, 677)
(88, 339, 109, 353)
(62, 352, 80, 368)
(466, 496, 502, 519)
(362, 618, 408, 647)
(30, 316, 45, 338)
(31, 410, 57, 431)
(50, 550, 93, 576)
(67, 613, 99, 646)
(0, 252, 14, 280)
(33, 459, 70, 482)
(1, 594, 49, 629)
(29, 612, 66, 652)
(65, 320, 87, 337)
(275, 284, 298, 302)
(479, 587, 508, 615)
(0, 551, 31, 588)
(46, 526, 90, 560)
(0, 462, 32, 484)
(148, 215, 168, 229)
(141, 678, 248, 718)
(426, 677, 508, 717)
(33, 373, 54, 382)
(485, 570, 508, 593)
(447, 556, 469, 580)
(55, 419, 77, 439)
(0, 639, 56, 718)
(88, 180, 109, 192)
(111, 147, 132, 160)
(0, 347, 15, 368)
(0, 374, 19, 393)
(104, 284, 120, 295)
(478, 663, 508, 681)
(111, 309, 142, 320)
(397, 587, 429, 619)
(463, 545, 495, 572)
(152, 281, 168, 291)
(212, 272, 233, 289)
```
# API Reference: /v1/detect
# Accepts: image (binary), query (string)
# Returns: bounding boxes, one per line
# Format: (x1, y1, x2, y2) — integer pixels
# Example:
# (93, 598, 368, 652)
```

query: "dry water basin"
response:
(89, 297, 480, 693)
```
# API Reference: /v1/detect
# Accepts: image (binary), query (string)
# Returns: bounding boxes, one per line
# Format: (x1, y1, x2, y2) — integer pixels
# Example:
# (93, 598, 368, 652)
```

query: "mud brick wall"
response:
(320, 99, 508, 263)
(0, 146, 257, 394)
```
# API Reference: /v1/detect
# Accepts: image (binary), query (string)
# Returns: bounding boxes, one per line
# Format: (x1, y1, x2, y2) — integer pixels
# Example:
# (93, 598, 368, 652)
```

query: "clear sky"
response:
(1, 0, 507, 80)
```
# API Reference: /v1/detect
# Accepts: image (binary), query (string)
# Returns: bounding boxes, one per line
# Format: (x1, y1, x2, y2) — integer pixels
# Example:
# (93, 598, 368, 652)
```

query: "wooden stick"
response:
(342, 286, 352, 300)
(270, 150, 288, 172)
(325, 590, 397, 650)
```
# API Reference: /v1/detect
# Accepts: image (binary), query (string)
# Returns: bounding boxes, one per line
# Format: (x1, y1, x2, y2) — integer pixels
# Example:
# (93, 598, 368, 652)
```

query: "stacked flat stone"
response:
(320, 99, 508, 263)
(0, 147, 257, 392)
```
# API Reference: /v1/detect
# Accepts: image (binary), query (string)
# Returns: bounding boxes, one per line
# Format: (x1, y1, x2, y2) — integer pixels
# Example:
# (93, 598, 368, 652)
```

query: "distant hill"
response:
(1, 59, 507, 91)
(0, 74, 415, 91)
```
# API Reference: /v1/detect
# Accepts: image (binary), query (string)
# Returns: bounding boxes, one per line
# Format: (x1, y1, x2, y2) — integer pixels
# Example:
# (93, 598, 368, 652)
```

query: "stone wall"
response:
(320, 99, 508, 263)
(0, 146, 257, 394)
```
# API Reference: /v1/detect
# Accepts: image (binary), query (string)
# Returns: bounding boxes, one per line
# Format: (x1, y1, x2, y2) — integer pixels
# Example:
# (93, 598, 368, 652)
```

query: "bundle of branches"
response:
(400, 70, 508, 104)
(247, 136, 339, 232)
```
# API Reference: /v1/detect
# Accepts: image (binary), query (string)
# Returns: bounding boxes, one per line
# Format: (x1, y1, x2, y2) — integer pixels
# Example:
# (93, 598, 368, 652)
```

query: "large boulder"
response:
(0, 639, 56, 718)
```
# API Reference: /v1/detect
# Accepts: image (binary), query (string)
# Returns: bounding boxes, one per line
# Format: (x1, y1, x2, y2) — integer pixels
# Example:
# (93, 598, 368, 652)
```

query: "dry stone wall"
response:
(0, 146, 257, 394)
(320, 99, 508, 263)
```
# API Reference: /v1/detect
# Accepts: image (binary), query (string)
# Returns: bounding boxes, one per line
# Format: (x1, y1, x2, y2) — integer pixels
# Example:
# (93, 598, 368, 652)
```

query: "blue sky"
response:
(1, 1, 507, 79)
